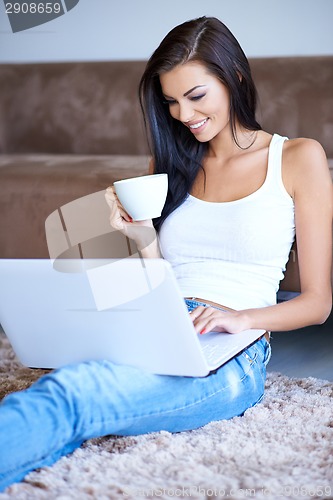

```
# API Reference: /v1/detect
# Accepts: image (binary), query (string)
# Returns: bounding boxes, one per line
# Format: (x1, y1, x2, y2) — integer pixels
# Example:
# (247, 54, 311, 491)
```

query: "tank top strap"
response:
(265, 133, 290, 198)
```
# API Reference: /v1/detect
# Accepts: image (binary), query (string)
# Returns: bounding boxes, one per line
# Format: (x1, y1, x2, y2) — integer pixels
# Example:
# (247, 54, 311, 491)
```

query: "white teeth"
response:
(189, 119, 208, 129)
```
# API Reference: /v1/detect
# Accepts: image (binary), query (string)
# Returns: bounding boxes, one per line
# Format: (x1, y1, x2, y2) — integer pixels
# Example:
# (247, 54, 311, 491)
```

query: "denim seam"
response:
(249, 342, 268, 386)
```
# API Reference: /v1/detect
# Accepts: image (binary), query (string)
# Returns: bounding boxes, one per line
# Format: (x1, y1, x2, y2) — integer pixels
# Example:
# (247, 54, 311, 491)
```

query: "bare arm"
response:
(244, 139, 332, 330)
(192, 139, 333, 334)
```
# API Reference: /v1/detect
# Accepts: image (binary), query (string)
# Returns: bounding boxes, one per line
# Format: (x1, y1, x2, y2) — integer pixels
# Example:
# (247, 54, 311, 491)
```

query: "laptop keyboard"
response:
(201, 341, 235, 365)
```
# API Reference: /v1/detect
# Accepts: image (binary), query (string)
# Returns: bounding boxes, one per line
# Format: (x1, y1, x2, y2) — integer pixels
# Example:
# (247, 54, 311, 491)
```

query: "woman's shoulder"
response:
(283, 137, 327, 171)
(283, 137, 326, 162)
(282, 137, 331, 195)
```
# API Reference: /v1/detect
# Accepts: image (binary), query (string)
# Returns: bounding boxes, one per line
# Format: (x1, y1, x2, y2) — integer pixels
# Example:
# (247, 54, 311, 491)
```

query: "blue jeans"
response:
(0, 299, 271, 491)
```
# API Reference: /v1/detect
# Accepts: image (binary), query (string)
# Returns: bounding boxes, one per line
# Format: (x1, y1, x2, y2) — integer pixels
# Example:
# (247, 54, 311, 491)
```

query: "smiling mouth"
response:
(188, 118, 208, 130)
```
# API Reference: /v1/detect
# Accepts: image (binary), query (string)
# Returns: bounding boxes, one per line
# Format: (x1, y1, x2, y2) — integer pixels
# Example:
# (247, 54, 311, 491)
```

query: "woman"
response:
(107, 16, 332, 333)
(0, 16, 332, 491)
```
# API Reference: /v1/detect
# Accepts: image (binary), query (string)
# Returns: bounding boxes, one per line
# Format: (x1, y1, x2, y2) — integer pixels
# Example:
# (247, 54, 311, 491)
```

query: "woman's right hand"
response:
(105, 186, 158, 255)
(105, 185, 133, 228)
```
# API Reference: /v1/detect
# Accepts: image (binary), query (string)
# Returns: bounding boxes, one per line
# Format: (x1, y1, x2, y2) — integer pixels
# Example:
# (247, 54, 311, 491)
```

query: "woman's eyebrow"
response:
(183, 85, 206, 96)
(163, 85, 207, 99)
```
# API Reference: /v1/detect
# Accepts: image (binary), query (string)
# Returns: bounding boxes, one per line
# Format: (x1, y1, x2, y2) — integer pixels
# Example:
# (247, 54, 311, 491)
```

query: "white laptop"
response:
(0, 258, 265, 377)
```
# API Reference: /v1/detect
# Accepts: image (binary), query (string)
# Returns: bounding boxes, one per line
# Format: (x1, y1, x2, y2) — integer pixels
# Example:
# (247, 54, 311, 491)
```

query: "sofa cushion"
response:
(0, 62, 149, 155)
(0, 154, 149, 258)
(251, 56, 333, 159)
(1, 57, 332, 158)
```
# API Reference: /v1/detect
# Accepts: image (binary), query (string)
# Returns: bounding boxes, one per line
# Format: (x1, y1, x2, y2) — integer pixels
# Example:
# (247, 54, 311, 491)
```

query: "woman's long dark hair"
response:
(138, 16, 261, 232)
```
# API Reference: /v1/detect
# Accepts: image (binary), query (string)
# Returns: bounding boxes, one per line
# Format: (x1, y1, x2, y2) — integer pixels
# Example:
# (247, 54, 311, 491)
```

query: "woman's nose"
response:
(178, 102, 195, 123)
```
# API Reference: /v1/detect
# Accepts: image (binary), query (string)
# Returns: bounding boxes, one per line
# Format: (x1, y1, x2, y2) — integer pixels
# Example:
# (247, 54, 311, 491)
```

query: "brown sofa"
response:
(0, 57, 332, 291)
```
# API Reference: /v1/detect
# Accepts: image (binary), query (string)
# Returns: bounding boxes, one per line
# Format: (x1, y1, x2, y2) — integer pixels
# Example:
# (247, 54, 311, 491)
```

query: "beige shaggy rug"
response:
(0, 331, 332, 500)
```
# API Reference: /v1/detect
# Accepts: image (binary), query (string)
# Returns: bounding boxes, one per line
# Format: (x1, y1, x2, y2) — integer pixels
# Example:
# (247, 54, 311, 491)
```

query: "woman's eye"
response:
(190, 94, 206, 101)
(163, 99, 177, 105)
(162, 94, 205, 105)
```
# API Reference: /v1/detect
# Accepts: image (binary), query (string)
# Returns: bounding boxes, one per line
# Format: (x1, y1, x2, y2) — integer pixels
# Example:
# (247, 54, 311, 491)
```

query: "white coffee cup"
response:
(113, 173, 168, 221)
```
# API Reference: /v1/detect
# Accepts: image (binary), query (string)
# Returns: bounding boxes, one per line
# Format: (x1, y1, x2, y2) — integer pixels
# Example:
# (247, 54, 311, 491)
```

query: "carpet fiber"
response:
(1, 332, 332, 500)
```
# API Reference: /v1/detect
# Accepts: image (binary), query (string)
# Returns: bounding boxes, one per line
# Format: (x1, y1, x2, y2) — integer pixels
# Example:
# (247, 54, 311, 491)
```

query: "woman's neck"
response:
(207, 125, 258, 160)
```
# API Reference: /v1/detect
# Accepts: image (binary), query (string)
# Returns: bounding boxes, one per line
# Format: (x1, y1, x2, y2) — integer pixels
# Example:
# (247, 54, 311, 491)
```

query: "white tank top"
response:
(158, 134, 295, 310)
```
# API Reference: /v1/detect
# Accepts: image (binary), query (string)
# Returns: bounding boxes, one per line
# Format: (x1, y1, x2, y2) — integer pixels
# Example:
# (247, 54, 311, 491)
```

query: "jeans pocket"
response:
(252, 338, 271, 367)
(261, 338, 272, 367)
(236, 345, 258, 380)
(241, 349, 257, 365)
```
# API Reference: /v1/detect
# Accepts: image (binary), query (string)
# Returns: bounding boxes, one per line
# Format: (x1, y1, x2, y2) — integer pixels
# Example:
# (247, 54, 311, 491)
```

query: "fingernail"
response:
(200, 328, 207, 335)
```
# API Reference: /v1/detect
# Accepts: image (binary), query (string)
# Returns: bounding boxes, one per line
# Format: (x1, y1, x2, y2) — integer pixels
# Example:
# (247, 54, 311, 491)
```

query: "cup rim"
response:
(113, 173, 167, 186)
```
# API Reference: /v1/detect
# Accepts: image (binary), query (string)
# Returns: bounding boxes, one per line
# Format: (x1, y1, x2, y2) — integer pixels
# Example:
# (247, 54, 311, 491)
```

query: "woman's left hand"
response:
(189, 305, 250, 335)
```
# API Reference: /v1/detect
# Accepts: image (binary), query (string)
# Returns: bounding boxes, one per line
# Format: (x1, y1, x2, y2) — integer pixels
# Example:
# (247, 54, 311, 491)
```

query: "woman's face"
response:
(159, 61, 231, 142)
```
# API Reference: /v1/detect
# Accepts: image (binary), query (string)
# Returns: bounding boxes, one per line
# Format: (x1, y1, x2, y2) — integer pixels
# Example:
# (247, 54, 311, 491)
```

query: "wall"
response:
(0, 0, 333, 63)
